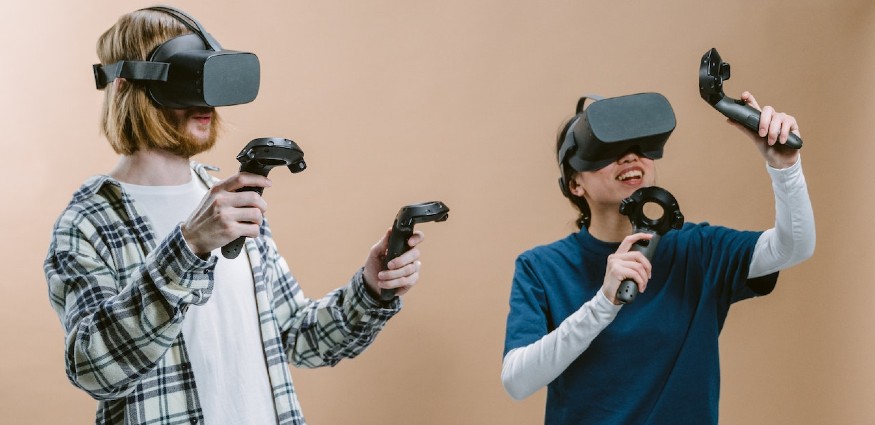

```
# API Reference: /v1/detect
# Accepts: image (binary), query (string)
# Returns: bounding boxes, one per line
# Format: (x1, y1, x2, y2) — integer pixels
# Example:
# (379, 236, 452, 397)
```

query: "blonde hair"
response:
(96, 9, 221, 155)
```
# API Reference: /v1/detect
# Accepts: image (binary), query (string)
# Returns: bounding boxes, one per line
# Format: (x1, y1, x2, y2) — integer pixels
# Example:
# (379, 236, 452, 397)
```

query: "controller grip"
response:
(220, 185, 265, 259)
(616, 237, 644, 304)
(714, 97, 803, 149)
(380, 227, 413, 301)
(222, 237, 246, 259)
(616, 279, 639, 304)
(615, 234, 660, 305)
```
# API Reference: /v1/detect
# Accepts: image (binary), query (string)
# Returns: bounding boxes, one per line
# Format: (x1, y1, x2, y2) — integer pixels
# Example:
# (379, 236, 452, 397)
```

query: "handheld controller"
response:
(699, 48, 803, 149)
(221, 137, 307, 259)
(616, 186, 684, 304)
(380, 201, 450, 301)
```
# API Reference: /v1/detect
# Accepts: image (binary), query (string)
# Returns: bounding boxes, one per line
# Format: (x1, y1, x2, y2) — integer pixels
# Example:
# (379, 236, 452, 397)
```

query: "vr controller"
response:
(699, 48, 803, 149)
(616, 186, 684, 304)
(380, 201, 450, 301)
(221, 138, 307, 259)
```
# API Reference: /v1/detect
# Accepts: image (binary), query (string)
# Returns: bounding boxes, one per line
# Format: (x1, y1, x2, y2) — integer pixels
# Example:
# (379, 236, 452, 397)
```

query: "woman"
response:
(501, 91, 814, 424)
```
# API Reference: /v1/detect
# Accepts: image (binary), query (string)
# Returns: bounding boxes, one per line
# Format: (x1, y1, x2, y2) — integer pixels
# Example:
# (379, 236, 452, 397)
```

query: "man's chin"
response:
(164, 111, 221, 158)
(172, 133, 217, 158)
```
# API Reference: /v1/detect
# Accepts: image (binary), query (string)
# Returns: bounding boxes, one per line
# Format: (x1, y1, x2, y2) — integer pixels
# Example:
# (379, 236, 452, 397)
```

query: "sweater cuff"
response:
(593, 290, 623, 316)
(148, 225, 217, 305)
(350, 268, 402, 315)
(766, 155, 803, 182)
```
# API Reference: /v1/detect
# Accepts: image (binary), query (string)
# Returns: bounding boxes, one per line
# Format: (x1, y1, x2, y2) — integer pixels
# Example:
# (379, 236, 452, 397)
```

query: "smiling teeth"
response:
(617, 170, 642, 181)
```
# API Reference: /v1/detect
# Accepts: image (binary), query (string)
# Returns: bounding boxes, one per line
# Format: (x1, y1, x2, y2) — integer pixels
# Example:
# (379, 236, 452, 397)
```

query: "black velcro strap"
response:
(92, 60, 170, 89)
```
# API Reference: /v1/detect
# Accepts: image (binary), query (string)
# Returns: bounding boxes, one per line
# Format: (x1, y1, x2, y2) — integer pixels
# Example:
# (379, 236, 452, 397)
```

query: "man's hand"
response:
(181, 173, 271, 256)
(363, 228, 424, 298)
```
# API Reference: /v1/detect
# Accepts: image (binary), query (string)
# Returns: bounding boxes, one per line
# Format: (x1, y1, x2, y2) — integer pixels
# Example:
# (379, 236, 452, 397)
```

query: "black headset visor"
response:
(559, 92, 676, 172)
(146, 34, 260, 108)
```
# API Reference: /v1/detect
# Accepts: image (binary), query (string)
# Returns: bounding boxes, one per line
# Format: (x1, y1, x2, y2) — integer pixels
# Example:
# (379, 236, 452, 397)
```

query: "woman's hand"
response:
(729, 91, 801, 169)
(602, 233, 653, 305)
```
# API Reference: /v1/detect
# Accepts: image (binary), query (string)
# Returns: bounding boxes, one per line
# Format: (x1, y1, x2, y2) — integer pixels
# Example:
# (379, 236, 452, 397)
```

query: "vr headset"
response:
(92, 6, 260, 108)
(558, 92, 676, 197)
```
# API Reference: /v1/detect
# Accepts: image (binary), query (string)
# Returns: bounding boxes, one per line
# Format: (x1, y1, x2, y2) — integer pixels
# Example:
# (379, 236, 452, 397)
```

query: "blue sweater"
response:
(504, 223, 778, 425)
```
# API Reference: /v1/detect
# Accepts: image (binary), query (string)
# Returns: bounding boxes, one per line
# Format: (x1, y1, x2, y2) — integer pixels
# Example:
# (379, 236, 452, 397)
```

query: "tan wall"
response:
(3, 0, 873, 423)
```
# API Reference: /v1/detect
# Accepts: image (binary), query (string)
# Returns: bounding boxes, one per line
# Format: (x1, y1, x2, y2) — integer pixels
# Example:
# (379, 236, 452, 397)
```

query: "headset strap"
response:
(562, 93, 605, 161)
(92, 61, 169, 89)
(559, 93, 605, 191)
(143, 5, 222, 51)
(557, 123, 577, 167)
(575, 94, 604, 113)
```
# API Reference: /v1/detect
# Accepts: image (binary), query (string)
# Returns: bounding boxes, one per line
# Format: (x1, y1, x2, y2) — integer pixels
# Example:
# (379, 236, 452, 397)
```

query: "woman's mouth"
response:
(616, 168, 643, 184)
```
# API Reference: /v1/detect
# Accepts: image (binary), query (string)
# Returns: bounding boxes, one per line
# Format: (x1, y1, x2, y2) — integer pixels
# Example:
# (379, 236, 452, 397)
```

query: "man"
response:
(44, 7, 424, 424)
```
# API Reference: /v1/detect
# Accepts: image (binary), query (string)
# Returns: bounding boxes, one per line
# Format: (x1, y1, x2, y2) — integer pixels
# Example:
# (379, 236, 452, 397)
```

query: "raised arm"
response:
(727, 92, 815, 277)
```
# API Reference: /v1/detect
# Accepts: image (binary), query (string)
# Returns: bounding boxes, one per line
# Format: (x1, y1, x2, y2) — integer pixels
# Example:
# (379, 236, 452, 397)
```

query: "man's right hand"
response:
(181, 172, 271, 257)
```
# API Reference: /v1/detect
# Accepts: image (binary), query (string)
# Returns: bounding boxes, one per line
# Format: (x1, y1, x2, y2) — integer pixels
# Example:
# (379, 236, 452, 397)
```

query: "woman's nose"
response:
(617, 149, 641, 163)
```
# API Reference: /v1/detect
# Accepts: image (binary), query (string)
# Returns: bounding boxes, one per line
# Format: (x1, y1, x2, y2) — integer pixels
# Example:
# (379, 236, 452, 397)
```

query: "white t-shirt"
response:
(122, 171, 277, 424)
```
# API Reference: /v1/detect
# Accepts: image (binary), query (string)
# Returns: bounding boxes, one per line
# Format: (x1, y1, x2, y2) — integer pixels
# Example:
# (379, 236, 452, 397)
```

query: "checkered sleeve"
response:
(45, 205, 216, 399)
(262, 228, 401, 368)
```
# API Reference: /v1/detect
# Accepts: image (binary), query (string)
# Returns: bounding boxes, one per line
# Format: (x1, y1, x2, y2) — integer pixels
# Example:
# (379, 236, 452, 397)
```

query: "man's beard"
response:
(163, 108, 220, 158)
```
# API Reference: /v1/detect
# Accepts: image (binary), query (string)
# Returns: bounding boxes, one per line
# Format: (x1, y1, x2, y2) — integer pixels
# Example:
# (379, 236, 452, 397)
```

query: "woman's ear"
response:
(568, 173, 586, 198)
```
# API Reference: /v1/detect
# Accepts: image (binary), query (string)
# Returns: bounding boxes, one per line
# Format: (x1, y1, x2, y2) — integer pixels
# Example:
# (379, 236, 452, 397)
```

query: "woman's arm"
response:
(749, 157, 815, 277)
(502, 234, 651, 399)
(502, 291, 620, 400)
(729, 92, 815, 277)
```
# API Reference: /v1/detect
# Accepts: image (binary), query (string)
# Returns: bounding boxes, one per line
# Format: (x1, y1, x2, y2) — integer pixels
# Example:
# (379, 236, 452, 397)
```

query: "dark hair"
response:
(556, 116, 591, 229)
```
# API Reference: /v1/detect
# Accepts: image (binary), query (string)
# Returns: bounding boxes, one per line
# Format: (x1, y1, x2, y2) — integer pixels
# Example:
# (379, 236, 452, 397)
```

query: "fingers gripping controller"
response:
(699, 48, 802, 149)
(616, 187, 684, 304)
(380, 201, 450, 301)
(221, 138, 307, 259)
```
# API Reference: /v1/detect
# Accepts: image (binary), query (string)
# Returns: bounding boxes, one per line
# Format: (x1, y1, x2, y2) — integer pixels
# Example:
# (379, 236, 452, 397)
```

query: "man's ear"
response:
(568, 173, 586, 198)
(113, 78, 128, 90)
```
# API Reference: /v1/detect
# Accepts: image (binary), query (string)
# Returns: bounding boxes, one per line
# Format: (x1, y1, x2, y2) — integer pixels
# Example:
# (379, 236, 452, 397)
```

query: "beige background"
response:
(1, 0, 873, 424)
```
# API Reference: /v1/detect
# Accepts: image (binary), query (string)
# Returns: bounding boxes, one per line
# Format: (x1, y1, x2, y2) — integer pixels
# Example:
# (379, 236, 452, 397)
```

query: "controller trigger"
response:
(719, 62, 730, 80)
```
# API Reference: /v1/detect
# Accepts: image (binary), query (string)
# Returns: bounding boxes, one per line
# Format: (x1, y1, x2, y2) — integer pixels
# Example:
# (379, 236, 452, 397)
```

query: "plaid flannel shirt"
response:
(45, 162, 401, 425)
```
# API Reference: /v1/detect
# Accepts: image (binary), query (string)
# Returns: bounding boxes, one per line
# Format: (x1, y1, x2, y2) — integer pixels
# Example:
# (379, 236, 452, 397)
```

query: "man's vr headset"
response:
(92, 6, 260, 108)
(558, 92, 676, 197)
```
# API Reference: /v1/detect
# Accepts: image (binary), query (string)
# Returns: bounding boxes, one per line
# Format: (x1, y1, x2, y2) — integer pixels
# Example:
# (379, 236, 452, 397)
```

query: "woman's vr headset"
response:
(558, 92, 676, 197)
(92, 6, 260, 108)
